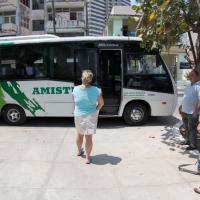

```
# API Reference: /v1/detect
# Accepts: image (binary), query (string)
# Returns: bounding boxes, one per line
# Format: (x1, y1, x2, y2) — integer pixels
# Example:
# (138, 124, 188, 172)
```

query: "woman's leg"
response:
(76, 133, 84, 155)
(85, 135, 93, 163)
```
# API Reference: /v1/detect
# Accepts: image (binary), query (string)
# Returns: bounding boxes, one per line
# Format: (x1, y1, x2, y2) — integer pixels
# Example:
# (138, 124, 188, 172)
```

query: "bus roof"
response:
(0, 34, 59, 41)
(0, 35, 142, 45)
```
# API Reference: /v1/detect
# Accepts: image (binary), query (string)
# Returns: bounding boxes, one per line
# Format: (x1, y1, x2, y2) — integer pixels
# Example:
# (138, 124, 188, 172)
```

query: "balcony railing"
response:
(46, 0, 84, 2)
(46, 20, 85, 32)
(0, 23, 18, 33)
(45, 0, 84, 7)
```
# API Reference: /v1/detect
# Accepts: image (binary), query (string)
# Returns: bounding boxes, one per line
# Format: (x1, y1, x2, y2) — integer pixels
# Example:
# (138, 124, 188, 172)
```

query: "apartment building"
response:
(43, 0, 131, 36)
(0, 0, 30, 36)
(32, 0, 86, 36)
(0, 0, 86, 36)
(0, 0, 130, 37)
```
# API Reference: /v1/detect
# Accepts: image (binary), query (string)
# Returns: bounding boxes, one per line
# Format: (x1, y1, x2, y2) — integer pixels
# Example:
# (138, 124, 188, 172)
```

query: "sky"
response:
(131, 0, 137, 5)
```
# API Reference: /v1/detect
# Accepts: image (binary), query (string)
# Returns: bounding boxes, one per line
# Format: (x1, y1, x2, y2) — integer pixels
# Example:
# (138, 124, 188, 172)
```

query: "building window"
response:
(11, 16, 15, 24)
(32, 20, 44, 31)
(70, 12, 76, 20)
(21, 17, 29, 28)
(47, 8, 52, 12)
(70, 8, 83, 12)
(122, 25, 128, 36)
(63, 8, 69, 12)
(69, 12, 84, 21)
(55, 7, 69, 12)
(0, 11, 16, 24)
(4, 17, 9, 23)
(55, 8, 62, 12)
(47, 8, 52, 21)
(20, 0, 30, 8)
(77, 12, 84, 20)
(48, 14, 52, 21)
(32, 0, 44, 10)
(47, 7, 70, 21)
(70, 8, 84, 21)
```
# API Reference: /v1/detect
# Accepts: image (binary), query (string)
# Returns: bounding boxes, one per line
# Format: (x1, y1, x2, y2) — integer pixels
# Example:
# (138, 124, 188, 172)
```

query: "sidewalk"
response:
(0, 116, 199, 200)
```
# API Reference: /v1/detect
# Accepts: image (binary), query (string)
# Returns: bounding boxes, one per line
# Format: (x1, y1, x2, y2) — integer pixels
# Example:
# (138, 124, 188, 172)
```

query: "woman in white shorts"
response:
(72, 70, 104, 164)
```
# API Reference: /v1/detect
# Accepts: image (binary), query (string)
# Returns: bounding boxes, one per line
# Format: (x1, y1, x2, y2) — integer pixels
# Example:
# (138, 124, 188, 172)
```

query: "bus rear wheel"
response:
(123, 102, 148, 126)
(2, 105, 26, 125)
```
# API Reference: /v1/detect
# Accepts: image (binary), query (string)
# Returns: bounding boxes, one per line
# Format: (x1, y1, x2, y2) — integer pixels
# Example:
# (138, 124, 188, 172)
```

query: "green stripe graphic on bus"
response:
(0, 87, 6, 108)
(0, 81, 45, 116)
(0, 42, 15, 46)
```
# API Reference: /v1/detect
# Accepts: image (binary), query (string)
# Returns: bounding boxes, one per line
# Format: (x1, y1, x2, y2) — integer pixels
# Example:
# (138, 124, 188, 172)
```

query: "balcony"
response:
(0, 23, 18, 36)
(46, 0, 84, 2)
(45, 0, 84, 8)
(46, 20, 85, 33)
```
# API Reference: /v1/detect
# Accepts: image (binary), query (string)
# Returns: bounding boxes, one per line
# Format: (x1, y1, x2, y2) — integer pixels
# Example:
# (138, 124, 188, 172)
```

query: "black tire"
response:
(123, 102, 148, 126)
(2, 105, 26, 125)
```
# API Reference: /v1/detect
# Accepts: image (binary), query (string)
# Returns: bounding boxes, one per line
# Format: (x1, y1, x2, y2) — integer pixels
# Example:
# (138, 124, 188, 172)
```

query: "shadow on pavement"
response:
(0, 115, 181, 128)
(98, 116, 180, 129)
(161, 121, 199, 159)
(91, 154, 122, 165)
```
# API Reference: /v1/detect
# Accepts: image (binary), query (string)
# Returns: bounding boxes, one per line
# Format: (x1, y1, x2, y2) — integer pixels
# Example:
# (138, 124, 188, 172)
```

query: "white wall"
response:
(113, 19, 122, 36)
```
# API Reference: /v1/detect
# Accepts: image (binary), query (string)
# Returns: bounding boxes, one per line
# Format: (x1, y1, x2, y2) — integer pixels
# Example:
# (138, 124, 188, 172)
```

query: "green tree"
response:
(133, 0, 200, 70)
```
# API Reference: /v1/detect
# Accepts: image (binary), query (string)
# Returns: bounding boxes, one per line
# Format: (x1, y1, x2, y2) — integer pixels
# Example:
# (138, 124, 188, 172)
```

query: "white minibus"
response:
(0, 35, 177, 125)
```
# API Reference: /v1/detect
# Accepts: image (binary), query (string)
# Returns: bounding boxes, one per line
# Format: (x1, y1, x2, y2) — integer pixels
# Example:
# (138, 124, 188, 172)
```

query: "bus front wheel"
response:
(123, 102, 148, 126)
(2, 105, 26, 125)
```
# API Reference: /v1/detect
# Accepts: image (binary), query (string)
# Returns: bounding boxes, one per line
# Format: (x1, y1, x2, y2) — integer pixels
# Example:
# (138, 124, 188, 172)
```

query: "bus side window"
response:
(142, 55, 166, 74)
(125, 53, 173, 93)
(50, 44, 74, 81)
(127, 54, 143, 74)
(15, 45, 47, 79)
(0, 46, 17, 80)
(74, 49, 97, 85)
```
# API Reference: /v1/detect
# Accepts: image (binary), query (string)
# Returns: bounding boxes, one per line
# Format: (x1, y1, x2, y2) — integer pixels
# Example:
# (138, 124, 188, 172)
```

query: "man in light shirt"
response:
(180, 69, 200, 150)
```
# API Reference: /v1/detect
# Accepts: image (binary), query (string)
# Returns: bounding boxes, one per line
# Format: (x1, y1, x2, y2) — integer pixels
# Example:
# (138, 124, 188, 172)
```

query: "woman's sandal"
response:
(77, 148, 84, 156)
(194, 187, 200, 194)
(86, 158, 92, 164)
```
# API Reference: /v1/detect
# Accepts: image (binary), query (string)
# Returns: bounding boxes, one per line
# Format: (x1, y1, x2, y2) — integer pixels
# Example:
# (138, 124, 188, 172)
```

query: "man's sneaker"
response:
(186, 146, 196, 150)
(180, 141, 190, 145)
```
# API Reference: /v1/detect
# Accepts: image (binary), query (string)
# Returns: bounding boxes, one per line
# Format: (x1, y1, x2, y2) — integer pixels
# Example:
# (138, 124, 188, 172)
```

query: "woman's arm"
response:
(97, 95, 104, 111)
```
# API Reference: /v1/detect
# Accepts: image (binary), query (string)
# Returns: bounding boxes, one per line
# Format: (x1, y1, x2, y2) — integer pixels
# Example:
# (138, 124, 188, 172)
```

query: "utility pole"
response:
(16, 0, 21, 36)
(85, 0, 88, 36)
(51, 0, 56, 35)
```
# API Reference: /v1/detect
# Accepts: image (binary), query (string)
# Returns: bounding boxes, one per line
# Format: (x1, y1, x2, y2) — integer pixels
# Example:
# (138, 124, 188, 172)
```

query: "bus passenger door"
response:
(98, 50, 122, 115)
